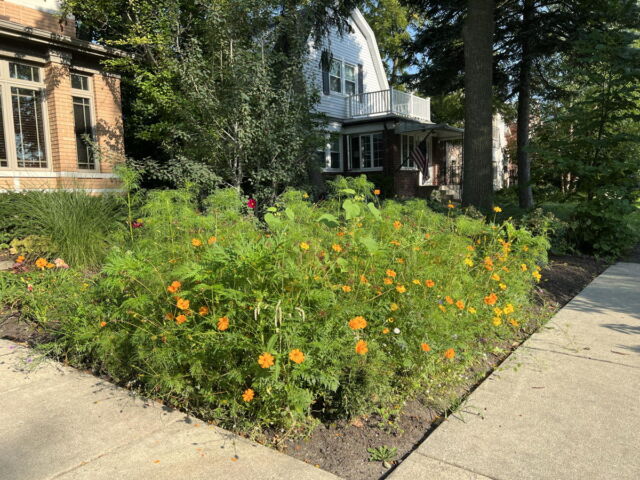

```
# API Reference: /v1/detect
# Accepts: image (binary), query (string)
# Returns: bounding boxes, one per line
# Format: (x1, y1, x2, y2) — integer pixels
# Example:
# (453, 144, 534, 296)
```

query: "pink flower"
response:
(131, 221, 143, 229)
(54, 258, 69, 269)
(247, 198, 257, 209)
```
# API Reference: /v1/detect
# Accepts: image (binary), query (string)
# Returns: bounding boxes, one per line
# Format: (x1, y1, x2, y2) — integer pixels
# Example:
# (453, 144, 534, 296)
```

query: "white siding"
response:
(306, 18, 385, 120)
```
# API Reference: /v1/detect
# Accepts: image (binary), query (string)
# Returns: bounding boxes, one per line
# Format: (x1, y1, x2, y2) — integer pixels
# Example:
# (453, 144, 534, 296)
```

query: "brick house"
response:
(0, 0, 124, 192)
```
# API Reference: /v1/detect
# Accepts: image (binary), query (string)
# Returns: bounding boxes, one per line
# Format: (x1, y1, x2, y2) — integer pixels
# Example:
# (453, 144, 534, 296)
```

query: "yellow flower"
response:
(397, 258, 405, 264)
(387, 317, 395, 323)
(348, 316, 367, 330)
(393, 220, 402, 229)
(468, 307, 477, 314)
(412, 279, 421, 285)
(503, 303, 515, 315)
(492, 317, 502, 326)
(493, 206, 502, 213)
(521, 263, 528, 271)
(383, 277, 394, 285)
(466, 245, 475, 252)
(342, 285, 352, 293)
(523, 245, 529, 252)
(289, 349, 305, 364)
(35, 258, 48, 270)
(499, 283, 507, 290)
(242, 389, 255, 402)
(191, 238, 202, 247)
(332, 244, 343, 253)
(258, 352, 275, 369)
(438, 305, 446, 312)
(494, 307, 503, 316)
(303, 192, 310, 198)
(464, 258, 474, 267)
(176, 298, 190, 311)
(491, 273, 501, 281)
(396, 285, 407, 293)
(300, 242, 310, 250)
(413, 246, 421, 251)
(532, 271, 542, 282)
(390, 303, 399, 311)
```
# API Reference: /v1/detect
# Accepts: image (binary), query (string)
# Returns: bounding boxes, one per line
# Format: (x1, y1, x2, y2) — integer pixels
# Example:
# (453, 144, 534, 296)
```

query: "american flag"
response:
(410, 138, 429, 179)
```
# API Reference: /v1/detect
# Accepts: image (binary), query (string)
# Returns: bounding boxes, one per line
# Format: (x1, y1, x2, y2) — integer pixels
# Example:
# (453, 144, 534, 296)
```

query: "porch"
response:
(346, 89, 431, 122)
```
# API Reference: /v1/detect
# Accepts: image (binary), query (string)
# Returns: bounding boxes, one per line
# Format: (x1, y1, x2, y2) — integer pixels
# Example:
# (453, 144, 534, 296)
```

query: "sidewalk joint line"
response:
(414, 451, 506, 480)
(523, 345, 640, 370)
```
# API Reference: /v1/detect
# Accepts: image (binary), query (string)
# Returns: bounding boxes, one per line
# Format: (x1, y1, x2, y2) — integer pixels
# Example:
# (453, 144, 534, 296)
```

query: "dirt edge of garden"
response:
(0, 252, 610, 480)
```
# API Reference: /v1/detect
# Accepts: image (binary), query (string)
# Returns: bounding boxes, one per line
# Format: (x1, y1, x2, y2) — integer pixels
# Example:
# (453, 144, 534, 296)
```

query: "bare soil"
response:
(0, 252, 611, 480)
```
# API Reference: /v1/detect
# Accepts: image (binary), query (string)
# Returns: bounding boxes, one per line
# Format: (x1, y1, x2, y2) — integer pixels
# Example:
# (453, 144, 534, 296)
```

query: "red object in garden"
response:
(247, 198, 257, 209)
(131, 221, 143, 229)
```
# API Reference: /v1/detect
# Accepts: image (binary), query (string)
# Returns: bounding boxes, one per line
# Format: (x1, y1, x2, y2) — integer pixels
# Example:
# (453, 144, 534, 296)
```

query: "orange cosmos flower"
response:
(484, 293, 498, 306)
(386, 269, 397, 278)
(332, 244, 343, 253)
(425, 279, 435, 288)
(242, 388, 255, 402)
(191, 238, 202, 247)
(382, 328, 390, 334)
(447, 203, 455, 209)
(360, 274, 368, 284)
(165, 313, 175, 321)
(466, 245, 475, 252)
(100, 321, 107, 328)
(167, 281, 181, 293)
(176, 298, 190, 310)
(393, 220, 402, 229)
(421, 343, 431, 352)
(217, 316, 229, 331)
(342, 285, 352, 293)
(258, 352, 275, 369)
(16, 255, 25, 263)
(444, 348, 455, 359)
(348, 316, 367, 330)
(456, 300, 465, 310)
(199, 306, 209, 315)
(491, 273, 501, 281)
(355, 340, 368, 355)
(390, 240, 401, 246)
(176, 314, 187, 325)
(289, 349, 305, 364)
(373, 189, 381, 195)
(35, 258, 48, 270)
(46, 262, 55, 269)
(424, 233, 431, 239)
(396, 285, 407, 293)
(397, 258, 405, 264)
(208, 236, 217, 244)
(445, 296, 454, 305)
(337, 231, 346, 237)
(509, 318, 520, 327)
(383, 277, 394, 285)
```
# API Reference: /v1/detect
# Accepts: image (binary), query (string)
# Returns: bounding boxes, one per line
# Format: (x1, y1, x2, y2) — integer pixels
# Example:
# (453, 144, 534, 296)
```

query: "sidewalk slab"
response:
(390, 262, 640, 480)
(0, 340, 338, 480)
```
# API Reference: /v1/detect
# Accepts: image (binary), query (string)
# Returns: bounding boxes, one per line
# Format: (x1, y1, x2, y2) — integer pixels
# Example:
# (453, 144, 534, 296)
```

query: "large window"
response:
(11, 87, 47, 168)
(320, 133, 342, 171)
(326, 58, 358, 96)
(0, 61, 48, 169)
(348, 133, 384, 171)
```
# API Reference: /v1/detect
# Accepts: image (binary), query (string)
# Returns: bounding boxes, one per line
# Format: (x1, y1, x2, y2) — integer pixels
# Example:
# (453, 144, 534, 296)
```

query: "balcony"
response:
(346, 89, 431, 122)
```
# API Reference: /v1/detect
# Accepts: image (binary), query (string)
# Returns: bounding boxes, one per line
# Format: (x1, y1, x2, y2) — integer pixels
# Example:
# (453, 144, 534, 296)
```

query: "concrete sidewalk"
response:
(0, 340, 337, 480)
(389, 262, 640, 480)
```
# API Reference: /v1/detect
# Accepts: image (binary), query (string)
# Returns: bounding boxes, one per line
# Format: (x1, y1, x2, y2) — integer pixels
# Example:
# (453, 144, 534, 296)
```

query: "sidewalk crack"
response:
(523, 345, 640, 369)
(414, 451, 506, 480)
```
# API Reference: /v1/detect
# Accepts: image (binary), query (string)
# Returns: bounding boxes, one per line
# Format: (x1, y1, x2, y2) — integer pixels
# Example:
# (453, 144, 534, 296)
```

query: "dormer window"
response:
(323, 56, 360, 96)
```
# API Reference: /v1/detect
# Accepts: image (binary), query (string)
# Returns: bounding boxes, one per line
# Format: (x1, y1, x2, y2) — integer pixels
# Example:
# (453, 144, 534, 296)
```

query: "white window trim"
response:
(326, 57, 359, 97)
(348, 132, 384, 172)
(0, 59, 53, 172)
(71, 72, 100, 171)
(322, 133, 342, 172)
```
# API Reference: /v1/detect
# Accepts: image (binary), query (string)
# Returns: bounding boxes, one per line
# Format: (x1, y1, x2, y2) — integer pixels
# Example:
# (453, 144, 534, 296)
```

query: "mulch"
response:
(0, 252, 612, 480)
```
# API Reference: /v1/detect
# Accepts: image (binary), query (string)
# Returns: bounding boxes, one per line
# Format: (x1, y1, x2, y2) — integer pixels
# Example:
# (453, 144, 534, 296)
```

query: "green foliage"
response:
(0, 192, 31, 247)
(6, 191, 126, 268)
(367, 445, 398, 462)
(4, 178, 549, 434)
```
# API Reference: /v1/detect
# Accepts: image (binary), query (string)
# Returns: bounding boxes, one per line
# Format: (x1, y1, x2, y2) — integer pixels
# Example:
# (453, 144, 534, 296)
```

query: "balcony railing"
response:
(346, 89, 430, 122)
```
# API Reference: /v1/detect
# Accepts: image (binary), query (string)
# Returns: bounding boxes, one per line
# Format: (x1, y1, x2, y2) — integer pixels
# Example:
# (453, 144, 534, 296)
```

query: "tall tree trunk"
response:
(462, 0, 495, 211)
(516, 0, 534, 209)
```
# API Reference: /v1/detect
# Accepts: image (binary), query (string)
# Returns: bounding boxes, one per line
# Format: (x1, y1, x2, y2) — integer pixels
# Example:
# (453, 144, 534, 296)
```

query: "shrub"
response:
(4, 177, 549, 434)
(9, 191, 126, 268)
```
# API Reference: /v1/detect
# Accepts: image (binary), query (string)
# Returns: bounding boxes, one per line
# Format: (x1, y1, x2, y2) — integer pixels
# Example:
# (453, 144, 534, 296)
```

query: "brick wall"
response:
(0, 1, 76, 37)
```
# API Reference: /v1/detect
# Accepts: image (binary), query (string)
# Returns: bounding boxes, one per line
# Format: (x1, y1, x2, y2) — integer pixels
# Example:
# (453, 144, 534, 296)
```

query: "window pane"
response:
(330, 60, 341, 77)
(373, 133, 384, 167)
(73, 97, 95, 169)
(344, 65, 356, 82)
(345, 80, 356, 96)
(0, 94, 7, 167)
(330, 76, 342, 93)
(11, 87, 47, 168)
(361, 135, 372, 169)
(71, 74, 90, 91)
(329, 60, 342, 93)
(350, 136, 360, 170)
(329, 134, 341, 169)
(9, 63, 39, 82)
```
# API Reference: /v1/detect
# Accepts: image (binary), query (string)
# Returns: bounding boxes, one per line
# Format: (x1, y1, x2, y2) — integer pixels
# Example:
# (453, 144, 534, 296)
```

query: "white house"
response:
(306, 9, 506, 199)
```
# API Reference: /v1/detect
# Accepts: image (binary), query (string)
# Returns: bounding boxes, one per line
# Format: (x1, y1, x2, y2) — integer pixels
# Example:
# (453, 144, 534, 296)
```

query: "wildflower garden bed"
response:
(0, 177, 607, 480)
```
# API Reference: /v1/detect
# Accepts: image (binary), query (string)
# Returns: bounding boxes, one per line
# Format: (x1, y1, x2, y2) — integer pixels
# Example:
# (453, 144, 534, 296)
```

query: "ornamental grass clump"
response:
(5, 177, 549, 434)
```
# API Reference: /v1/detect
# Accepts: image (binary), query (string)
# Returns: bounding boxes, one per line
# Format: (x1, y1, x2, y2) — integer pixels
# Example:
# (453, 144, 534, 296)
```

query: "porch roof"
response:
(395, 121, 464, 140)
